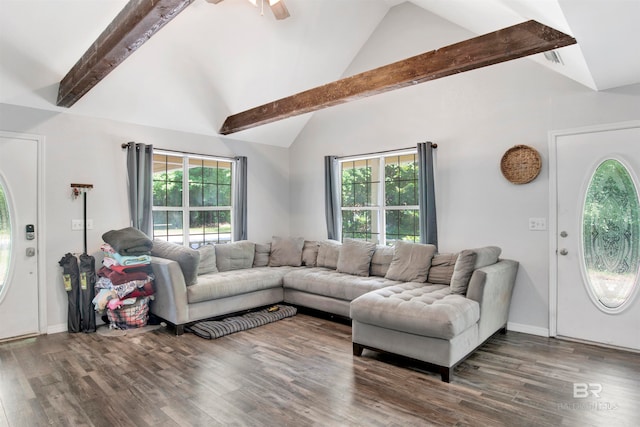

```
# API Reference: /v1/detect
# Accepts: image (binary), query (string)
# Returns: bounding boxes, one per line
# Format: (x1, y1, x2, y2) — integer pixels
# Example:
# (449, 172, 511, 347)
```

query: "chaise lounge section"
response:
(350, 252, 519, 382)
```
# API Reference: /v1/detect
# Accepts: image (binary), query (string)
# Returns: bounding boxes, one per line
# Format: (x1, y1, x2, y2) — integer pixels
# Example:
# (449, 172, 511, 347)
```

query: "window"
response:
(0, 180, 11, 293)
(152, 152, 233, 248)
(582, 158, 640, 311)
(340, 151, 419, 245)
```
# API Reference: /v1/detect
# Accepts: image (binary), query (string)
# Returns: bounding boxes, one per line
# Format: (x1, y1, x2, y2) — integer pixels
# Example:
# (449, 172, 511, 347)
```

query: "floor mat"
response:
(186, 305, 297, 339)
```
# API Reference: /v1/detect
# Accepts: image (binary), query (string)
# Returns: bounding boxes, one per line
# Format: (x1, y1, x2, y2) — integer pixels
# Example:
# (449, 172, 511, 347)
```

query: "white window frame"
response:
(339, 149, 418, 245)
(152, 150, 235, 247)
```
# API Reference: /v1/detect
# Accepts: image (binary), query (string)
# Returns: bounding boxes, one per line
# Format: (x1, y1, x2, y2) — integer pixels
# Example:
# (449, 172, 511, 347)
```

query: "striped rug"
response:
(186, 305, 297, 339)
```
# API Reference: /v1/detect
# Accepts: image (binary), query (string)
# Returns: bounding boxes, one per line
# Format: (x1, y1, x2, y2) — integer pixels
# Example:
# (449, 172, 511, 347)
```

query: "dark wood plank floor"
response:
(1, 313, 638, 426)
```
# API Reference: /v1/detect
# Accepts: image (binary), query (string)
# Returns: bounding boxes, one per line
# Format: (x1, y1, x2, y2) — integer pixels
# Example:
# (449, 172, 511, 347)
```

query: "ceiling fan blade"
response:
(269, 0, 290, 20)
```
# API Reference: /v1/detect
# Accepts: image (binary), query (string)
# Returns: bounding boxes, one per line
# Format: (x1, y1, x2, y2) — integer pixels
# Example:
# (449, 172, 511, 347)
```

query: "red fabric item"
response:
(97, 266, 149, 285)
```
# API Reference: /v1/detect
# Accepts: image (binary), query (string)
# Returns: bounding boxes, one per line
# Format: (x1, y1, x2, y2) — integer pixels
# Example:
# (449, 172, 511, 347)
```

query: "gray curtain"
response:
(324, 155, 341, 240)
(126, 142, 153, 237)
(233, 156, 248, 241)
(418, 142, 438, 247)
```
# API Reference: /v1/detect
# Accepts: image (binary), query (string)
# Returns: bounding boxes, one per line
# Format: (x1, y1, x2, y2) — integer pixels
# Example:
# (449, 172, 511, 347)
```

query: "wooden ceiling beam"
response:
(219, 20, 576, 135)
(56, 0, 195, 108)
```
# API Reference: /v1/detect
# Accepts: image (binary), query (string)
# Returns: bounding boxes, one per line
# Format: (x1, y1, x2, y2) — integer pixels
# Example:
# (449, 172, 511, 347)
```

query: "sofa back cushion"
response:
(472, 246, 502, 269)
(197, 245, 218, 275)
(302, 240, 320, 267)
(336, 239, 377, 277)
(385, 241, 436, 283)
(269, 236, 305, 267)
(370, 245, 394, 277)
(427, 253, 458, 285)
(449, 249, 477, 295)
(253, 243, 271, 267)
(151, 239, 200, 286)
(316, 240, 341, 269)
(215, 241, 256, 272)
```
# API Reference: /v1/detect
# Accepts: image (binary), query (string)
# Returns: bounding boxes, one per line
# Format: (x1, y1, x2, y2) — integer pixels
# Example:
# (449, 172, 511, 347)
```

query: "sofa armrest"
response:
(466, 259, 519, 342)
(150, 256, 190, 326)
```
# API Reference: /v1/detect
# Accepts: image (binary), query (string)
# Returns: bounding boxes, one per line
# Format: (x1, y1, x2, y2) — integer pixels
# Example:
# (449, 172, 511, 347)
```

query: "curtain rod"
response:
(121, 142, 237, 161)
(337, 142, 437, 160)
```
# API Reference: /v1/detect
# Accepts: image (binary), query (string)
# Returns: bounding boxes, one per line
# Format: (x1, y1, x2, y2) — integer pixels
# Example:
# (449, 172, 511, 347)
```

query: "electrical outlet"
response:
(529, 217, 547, 231)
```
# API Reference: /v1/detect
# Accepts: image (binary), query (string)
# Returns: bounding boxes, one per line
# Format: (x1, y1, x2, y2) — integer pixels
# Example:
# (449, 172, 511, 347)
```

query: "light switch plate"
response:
(529, 217, 547, 231)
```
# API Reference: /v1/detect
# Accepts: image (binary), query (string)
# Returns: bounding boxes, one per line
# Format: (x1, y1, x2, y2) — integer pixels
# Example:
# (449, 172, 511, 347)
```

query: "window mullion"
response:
(182, 156, 189, 245)
(379, 156, 386, 246)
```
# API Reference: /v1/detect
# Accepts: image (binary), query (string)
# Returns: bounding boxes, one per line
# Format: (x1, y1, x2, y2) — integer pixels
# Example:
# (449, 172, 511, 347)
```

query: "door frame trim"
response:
(0, 130, 46, 335)
(548, 120, 640, 338)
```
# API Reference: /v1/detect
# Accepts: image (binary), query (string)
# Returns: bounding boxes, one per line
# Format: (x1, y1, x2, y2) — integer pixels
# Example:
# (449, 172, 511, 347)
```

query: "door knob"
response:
(560, 231, 568, 237)
(26, 247, 36, 257)
(559, 248, 568, 256)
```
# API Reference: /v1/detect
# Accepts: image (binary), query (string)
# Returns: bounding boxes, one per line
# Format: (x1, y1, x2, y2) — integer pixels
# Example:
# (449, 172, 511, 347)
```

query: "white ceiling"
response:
(1, 0, 638, 147)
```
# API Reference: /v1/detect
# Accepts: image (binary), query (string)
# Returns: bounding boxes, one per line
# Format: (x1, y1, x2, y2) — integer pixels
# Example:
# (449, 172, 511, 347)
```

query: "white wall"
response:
(0, 103, 290, 332)
(288, 3, 640, 334)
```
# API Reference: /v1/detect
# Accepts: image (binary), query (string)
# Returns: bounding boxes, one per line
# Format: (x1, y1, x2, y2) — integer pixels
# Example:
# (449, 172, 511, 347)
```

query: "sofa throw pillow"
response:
(472, 246, 502, 269)
(253, 243, 271, 267)
(384, 241, 436, 283)
(269, 236, 305, 267)
(151, 239, 200, 286)
(302, 240, 320, 267)
(215, 241, 256, 272)
(197, 245, 218, 275)
(336, 239, 377, 277)
(316, 240, 341, 269)
(449, 250, 477, 295)
(369, 245, 394, 277)
(428, 253, 458, 285)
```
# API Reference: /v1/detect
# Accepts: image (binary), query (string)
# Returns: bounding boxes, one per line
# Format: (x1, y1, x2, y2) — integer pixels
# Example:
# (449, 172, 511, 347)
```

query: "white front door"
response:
(0, 133, 40, 340)
(554, 122, 640, 350)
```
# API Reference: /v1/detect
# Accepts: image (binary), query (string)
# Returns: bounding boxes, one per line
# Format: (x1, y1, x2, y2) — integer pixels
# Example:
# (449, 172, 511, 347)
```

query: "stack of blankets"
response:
(93, 227, 155, 329)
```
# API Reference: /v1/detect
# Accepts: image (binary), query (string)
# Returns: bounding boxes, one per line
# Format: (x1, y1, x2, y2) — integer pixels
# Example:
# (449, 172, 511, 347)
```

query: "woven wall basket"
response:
(500, 145, 542, 184)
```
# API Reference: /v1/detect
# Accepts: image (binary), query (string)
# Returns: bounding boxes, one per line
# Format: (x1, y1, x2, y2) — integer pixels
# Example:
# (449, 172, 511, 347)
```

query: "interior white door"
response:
(0, 134, 39, 340)
(555, 123, 640, 350)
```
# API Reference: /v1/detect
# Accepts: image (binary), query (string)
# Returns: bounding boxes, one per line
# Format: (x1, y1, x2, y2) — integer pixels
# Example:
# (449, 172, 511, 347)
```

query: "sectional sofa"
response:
(149, 237, 518, 381)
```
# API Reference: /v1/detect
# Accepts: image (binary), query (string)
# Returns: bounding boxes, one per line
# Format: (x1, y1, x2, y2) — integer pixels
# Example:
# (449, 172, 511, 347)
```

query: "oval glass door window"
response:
(582, 159, 640, 310)
(0, 180, 11, 296)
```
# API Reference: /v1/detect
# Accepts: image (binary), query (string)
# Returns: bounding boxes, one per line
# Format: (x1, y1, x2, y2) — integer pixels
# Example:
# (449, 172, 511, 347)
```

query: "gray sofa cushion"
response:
(151, 239, 200, 286)
(215, 241, 256, 272)
(450, 250, 477, 295)
(473, 246, 502, 269)
(370, 245, 394, 277)
(197, 245, 218, 275)
(350, 282, 480, 340)
(283, 267, 402, 301)
(317, 240, 341, 269)
(385, 241, 436, 283)
(253, 243, 271, 267)
(428, 253, 458, 285)
(337, 239, 376, 277)
(269, 236, 305, 267)
(302, 240, 320, 267)
(188, 267, 292, 303)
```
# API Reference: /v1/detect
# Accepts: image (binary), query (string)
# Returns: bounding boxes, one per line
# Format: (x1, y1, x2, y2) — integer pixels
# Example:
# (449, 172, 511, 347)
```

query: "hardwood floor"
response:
(0, 313, 638, 426)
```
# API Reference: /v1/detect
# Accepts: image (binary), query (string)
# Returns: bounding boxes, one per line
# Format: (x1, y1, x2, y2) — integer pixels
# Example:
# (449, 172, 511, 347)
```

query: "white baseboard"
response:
(507, 322, 549, 337)
(47, 323, 67, 335)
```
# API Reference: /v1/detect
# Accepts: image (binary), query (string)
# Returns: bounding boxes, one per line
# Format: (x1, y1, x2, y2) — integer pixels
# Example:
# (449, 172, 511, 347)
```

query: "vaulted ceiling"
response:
(1, 0, 638, 147)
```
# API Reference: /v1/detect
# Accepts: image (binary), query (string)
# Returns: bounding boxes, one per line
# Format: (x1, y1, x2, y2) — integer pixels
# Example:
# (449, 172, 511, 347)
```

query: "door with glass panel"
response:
(555, 122, 640, 350)
(0, 133, 39, 341)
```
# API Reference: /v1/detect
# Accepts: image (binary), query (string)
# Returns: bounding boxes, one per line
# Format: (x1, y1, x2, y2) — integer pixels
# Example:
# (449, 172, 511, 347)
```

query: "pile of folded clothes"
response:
(93, 227, 155, 329)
